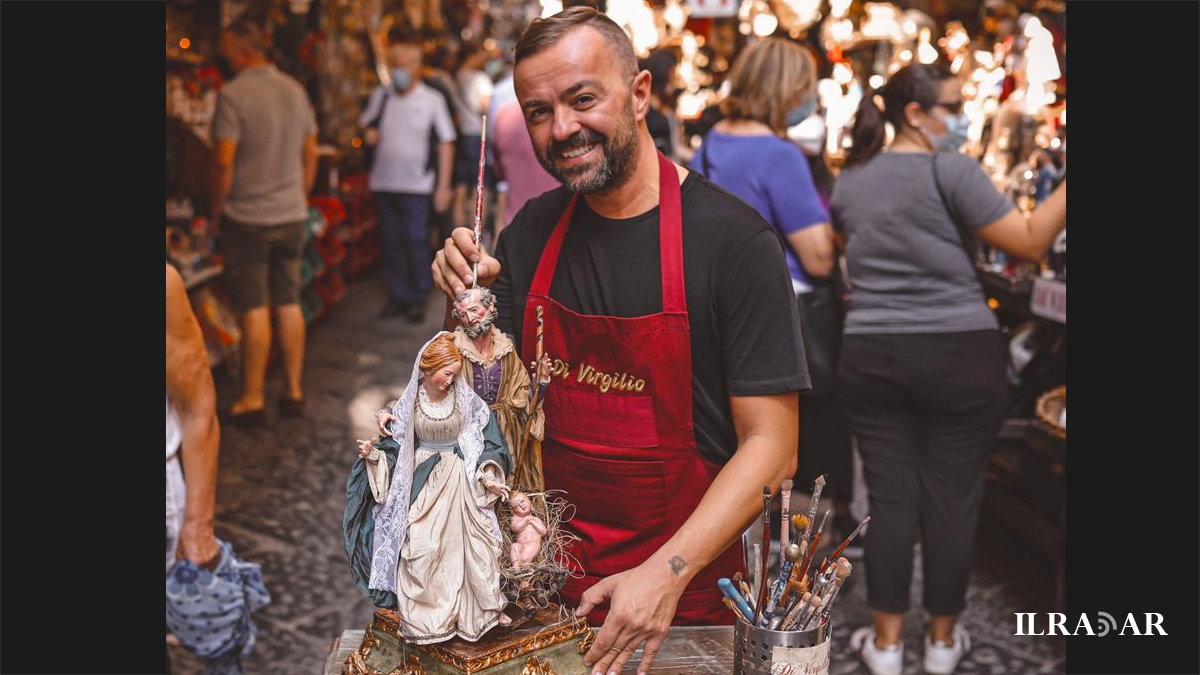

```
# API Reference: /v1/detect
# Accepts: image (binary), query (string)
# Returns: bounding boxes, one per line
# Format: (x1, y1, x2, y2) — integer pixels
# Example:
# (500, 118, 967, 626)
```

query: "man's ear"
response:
(631, 69, 652, 121)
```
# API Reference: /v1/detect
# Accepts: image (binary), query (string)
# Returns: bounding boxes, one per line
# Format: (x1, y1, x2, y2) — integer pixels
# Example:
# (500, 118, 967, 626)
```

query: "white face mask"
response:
(919, 111, 970, 153)
(786, 114, 827, 157)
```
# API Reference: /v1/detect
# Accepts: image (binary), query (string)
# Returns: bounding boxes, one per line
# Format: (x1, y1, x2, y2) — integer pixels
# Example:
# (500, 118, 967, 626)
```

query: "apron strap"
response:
(527, 151, 687, 317)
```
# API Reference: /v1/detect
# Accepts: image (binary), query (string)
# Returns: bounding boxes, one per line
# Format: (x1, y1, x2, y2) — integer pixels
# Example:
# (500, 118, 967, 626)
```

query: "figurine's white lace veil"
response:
(368, 331, 499, 594)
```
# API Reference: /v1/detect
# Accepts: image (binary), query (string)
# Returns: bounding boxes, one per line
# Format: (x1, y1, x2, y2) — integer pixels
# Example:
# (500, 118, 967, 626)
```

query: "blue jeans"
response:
(373, 191, 433, 305)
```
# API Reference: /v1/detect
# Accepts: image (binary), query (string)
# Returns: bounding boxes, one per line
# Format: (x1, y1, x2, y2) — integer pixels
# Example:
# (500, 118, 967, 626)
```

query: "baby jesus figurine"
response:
(508, 490, 547, 571)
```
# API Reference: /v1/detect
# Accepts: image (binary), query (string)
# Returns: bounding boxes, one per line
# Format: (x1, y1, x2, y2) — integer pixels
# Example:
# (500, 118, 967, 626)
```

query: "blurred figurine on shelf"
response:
(507, 490, 547, 570)
(450, 286, 552, 492)
(344, 332, 514, 644)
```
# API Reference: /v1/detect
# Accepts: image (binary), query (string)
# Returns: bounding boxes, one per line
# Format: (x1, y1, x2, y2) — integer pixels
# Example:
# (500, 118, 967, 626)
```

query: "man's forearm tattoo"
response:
(668, 555, 687, 576)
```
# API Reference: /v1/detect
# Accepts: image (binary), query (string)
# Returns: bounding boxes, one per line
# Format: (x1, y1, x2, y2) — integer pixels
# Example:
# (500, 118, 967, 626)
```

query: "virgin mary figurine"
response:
(344, 331, 513, 644)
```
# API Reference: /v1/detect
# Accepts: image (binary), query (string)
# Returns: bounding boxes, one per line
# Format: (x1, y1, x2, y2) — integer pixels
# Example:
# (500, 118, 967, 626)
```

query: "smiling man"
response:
(432, 9, 810, 675)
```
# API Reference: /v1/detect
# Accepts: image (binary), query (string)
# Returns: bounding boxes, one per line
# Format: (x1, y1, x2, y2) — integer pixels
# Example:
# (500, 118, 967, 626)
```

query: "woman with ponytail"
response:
(832, 63, 1066, 675)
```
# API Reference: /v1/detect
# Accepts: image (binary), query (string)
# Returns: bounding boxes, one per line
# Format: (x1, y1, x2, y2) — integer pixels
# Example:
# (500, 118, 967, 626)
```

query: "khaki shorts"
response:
(221, 216, 307, 312)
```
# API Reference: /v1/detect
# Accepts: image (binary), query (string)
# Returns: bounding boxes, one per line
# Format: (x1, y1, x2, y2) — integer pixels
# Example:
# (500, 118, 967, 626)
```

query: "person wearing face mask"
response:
(831, 63, 1066, 675)
(691, 38, 855, 537)
(359, 35, 457, 322)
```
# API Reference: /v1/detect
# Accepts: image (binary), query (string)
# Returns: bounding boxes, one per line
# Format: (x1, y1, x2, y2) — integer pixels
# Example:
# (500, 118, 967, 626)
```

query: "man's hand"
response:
(434, 184, 453, 214)
(177, 518, 220, 570)
(364, 127, 380, 146)
(576, 559, 688, 675)
(357, 438, 376, 458)
(432, 226, 502, 298)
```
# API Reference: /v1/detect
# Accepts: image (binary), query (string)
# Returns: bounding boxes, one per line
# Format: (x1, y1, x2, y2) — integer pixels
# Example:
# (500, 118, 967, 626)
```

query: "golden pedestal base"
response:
(344, 605, 595, 675)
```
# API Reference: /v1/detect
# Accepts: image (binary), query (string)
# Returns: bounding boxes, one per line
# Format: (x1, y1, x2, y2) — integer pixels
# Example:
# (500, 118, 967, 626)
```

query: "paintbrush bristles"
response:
(836, 559, 852, 578)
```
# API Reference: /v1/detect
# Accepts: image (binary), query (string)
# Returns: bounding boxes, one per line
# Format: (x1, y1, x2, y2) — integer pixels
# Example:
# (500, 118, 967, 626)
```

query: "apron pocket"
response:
(548, 450, 667, 574)
(546, 387, 659, 448)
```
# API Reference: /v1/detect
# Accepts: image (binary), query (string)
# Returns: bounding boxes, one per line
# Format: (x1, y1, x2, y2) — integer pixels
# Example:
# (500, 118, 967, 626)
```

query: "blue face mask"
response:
(786, 96, 818, 128)
(391, 69, 412, 92)
(922, 112, 970, 152)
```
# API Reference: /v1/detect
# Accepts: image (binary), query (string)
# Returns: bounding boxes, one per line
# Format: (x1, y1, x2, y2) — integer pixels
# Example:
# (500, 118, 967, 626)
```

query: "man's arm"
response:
(209, 139, 238, 223)
(579, 391, 798, 675)
(166, 264, 221, 567)
(302, 133, 319, 195)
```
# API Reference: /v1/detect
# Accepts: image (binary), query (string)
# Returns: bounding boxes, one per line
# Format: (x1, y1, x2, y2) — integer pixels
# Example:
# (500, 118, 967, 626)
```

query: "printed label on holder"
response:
(771, 640, 830, 675)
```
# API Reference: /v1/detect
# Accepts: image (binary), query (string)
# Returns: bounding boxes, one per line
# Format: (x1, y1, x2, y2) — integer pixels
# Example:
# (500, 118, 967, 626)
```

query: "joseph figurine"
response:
(451, 287, 550, 492)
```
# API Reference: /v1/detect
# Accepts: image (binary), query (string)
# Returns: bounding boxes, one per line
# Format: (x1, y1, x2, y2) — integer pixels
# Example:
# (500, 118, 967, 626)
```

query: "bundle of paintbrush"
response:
(719, 477, 870, 631)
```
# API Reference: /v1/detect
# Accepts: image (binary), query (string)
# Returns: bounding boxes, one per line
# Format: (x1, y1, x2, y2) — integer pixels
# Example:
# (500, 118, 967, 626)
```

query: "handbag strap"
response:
(367, 88, 391, 129)
(931, 153, 987, 289)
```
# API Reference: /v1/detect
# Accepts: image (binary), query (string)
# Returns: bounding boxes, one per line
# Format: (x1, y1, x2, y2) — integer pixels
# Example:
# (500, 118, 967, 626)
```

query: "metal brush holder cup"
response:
(733, 614, 831, 675)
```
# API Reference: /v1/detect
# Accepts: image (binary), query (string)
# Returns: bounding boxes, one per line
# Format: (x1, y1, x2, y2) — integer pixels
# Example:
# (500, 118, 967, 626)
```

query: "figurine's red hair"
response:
(419, 333, 462, 373)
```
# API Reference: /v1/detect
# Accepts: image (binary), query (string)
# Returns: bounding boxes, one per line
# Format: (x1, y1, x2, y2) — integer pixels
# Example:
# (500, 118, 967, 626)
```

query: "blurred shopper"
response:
(165, 262, 221, 671)
(451, 42, 495, 232)
(360, 33, 456, 321)
(490, 97, 559, 233)
(420, 37, 466, 245)
(834, 63, 1066, 675)
(691, 37, 854, 535)
(210, 17, 318, 422)
(640, 49, 680, 161)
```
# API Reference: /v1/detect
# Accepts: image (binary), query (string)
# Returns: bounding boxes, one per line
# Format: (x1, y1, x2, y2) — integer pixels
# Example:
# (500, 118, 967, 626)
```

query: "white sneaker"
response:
(923, 625, 971, 674)
(850, 626, 903, 675)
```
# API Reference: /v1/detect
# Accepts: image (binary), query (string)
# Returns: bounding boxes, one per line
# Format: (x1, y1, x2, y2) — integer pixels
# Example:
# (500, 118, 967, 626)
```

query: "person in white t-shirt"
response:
(359, 35, 458, 321)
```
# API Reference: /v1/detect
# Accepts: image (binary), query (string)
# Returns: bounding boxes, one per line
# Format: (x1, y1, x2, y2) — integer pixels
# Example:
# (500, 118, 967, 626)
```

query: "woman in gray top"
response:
(830, 63, 1066, 675)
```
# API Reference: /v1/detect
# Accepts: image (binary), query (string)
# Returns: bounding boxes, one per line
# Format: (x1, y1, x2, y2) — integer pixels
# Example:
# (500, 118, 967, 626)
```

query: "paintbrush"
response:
(718, 577, 754, 622)
(799, 475, 826, 552)
(779, 514, 811, 607)
(796, 509, 830, 588)
(780, 478, 794, 549)
(470, 116, 488, 288)
(805, 559, 852, 631)
(752, 486, 772, 626)
(792, 563, 837, 631)
(751, 543, 762, 601)
(739, 580, 755, 608)
(759, 542, 803, 627)
(779, 591, 813, 631)
(783, 591, 823, 631)
(817, 516, 870, 577)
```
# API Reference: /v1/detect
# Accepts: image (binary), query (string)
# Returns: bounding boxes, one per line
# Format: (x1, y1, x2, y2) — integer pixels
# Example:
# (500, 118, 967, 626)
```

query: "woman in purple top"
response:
(691, 37, 854, 544)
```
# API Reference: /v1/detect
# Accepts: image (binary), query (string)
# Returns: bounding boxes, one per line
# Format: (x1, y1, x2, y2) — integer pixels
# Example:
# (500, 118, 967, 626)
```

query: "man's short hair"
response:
(514, 7, 636, 79)
(225, 17, 269, 55)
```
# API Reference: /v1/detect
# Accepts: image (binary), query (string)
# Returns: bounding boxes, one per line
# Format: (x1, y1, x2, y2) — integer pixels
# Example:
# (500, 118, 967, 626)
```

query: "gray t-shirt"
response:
(212, 65, 317, 225)
(830, 151, 1014, 334)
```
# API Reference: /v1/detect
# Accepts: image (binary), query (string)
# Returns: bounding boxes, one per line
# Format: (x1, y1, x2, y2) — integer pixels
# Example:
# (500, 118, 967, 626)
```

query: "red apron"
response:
(521, 151, 742, 625)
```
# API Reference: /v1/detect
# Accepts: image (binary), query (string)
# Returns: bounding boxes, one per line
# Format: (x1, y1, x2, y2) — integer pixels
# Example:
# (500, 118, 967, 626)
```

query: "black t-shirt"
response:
(493, 171, 810, 465)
